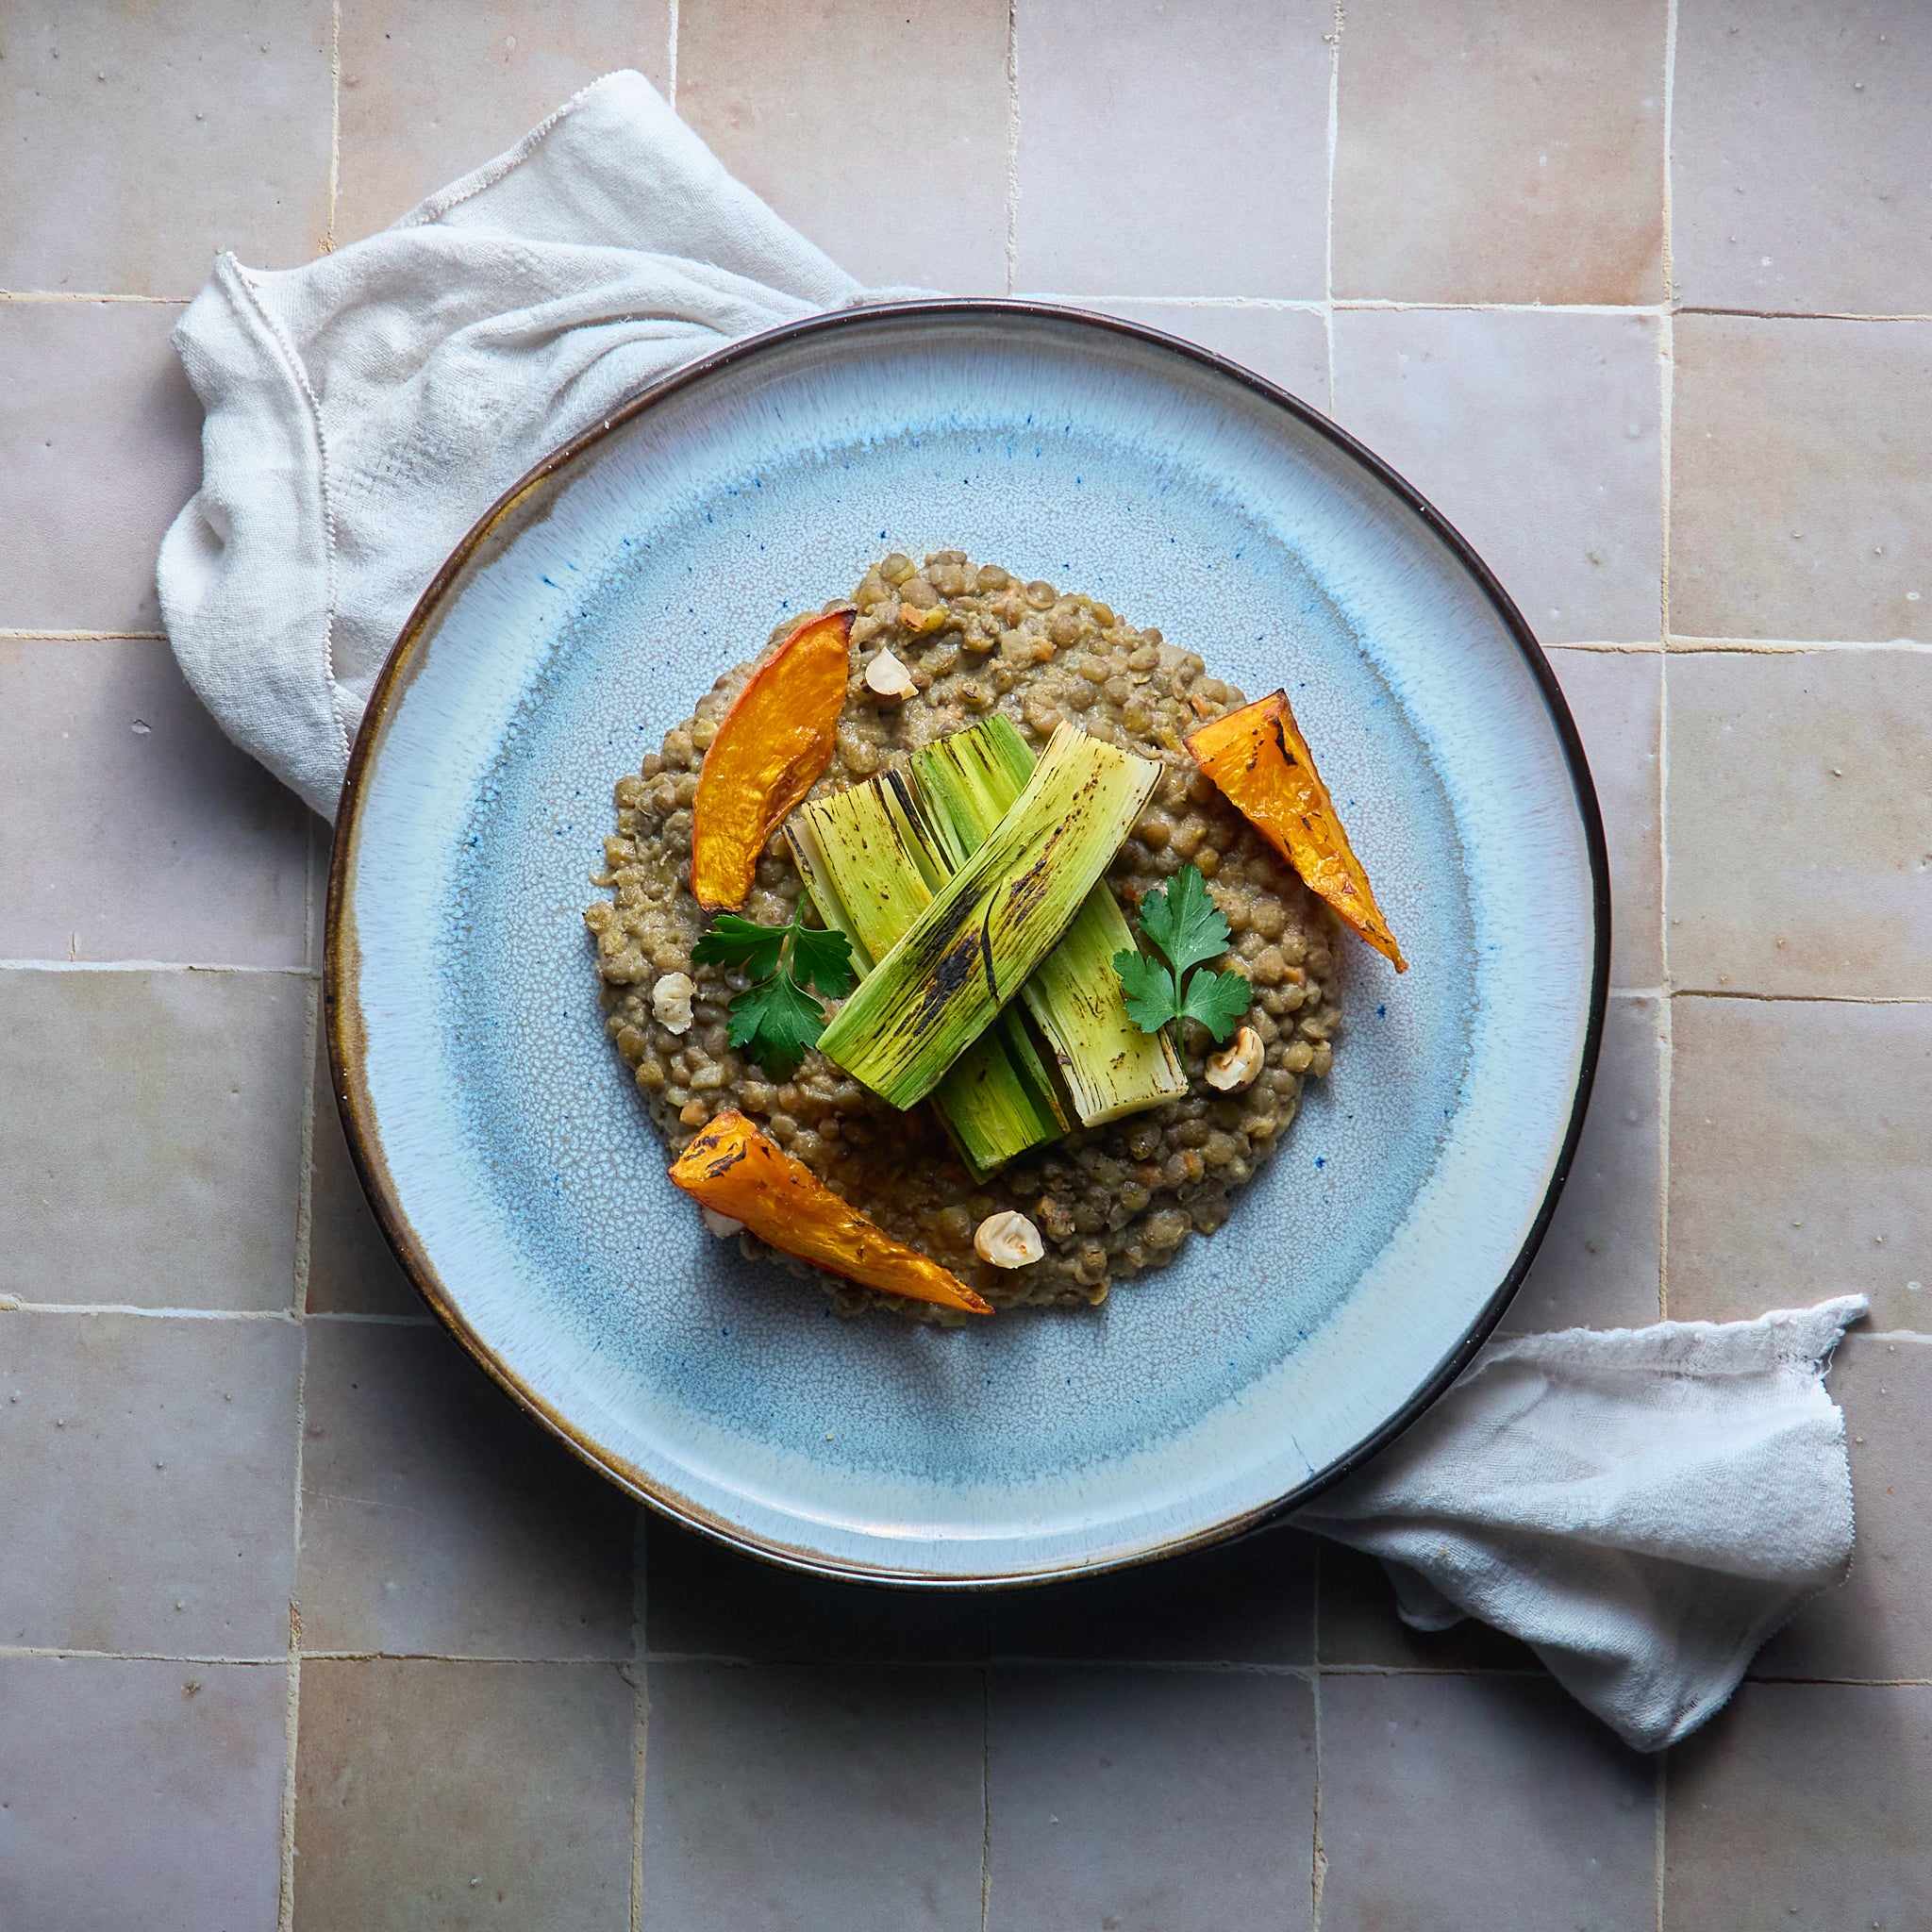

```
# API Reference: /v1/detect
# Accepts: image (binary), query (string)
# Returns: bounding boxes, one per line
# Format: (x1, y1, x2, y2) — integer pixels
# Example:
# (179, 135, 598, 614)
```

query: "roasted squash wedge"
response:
(668, 1109, 993, 1316)
(1186, 691, 1407, 972)
(690, 609, 854, 910)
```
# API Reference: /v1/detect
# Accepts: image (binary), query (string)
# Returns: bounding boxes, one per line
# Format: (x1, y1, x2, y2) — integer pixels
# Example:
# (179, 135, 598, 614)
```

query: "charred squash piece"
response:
(1186, 691, 1407, 973)
(691, 609, 854, 910)
(668, 1109, 993, 1317)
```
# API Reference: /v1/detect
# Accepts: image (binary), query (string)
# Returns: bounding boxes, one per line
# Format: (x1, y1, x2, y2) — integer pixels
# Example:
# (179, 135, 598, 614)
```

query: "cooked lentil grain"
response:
(587, 556, 1341, 1322)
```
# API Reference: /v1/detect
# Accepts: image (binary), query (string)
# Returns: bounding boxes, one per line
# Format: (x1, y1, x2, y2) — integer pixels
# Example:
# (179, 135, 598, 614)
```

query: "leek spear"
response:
(787, 777, 1066, 1180)
(911, 716, 1188, 1124)
(815, 724, 1161, 1110)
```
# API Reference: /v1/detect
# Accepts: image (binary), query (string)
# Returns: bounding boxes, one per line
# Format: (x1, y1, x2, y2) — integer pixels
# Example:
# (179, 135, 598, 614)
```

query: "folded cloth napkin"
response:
(156, 72, 1864, 1751)
(1294, 1295, 1864, 1751)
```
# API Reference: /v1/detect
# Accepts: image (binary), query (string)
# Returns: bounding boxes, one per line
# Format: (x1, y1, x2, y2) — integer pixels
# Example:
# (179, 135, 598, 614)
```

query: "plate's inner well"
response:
(336, 308, 1598, 1582)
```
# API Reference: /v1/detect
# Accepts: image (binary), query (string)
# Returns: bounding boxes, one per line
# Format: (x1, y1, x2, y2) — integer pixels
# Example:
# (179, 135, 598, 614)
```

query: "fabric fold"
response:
(1294, 1295, 1865, 1750)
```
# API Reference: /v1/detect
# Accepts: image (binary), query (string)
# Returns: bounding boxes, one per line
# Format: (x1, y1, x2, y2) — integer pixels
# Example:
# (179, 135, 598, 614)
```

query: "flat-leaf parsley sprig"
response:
(1111, 863, 1253, 1043)
(691, 908, 857, 1080)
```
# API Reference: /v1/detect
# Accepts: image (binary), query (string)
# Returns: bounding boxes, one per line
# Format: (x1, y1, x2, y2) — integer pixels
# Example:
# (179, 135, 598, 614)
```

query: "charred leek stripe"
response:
(815, 723, 1161, 1110)
(911, 716, 1188, 1125)
(788, 782, 1066, 1179)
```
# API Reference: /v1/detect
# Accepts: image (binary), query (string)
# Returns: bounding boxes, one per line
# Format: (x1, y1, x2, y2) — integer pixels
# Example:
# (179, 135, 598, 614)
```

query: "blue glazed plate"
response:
(327, 302, 1607, 1585)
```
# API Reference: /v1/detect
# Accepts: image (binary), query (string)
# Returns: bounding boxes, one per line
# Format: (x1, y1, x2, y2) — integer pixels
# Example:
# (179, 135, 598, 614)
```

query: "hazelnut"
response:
(1205, 1024, 1264, 1093)
(974, 1209, 1044, 1270)
(863, 644, 916, 700)
(651, 971, 695, 1035)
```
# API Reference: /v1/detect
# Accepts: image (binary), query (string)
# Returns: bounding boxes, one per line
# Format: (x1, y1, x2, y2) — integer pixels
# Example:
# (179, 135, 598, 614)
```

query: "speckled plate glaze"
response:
(327, 302, 1607, 1586)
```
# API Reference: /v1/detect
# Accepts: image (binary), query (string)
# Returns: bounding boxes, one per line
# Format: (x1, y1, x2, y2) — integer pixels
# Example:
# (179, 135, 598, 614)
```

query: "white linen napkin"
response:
(155, 72, 1863, 1751)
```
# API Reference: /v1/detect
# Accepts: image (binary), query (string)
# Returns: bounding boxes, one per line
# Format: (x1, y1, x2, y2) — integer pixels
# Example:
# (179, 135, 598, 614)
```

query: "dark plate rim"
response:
(325, 297, 1612, 1589)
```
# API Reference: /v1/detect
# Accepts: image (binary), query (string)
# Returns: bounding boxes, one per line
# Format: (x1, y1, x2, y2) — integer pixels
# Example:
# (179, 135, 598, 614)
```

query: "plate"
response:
(327, 302, 1607, 1586)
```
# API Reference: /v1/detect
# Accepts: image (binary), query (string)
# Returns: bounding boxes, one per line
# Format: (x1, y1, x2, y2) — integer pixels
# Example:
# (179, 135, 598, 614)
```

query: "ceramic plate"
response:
(327, 302, 1607, 1586)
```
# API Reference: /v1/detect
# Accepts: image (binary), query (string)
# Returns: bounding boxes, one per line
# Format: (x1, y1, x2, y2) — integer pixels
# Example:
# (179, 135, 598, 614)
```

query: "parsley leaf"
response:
(1135, 861, 1232, 979)
(789, 921, 859, 999)
(693, 907, 857, 1079)
(1112, 863, 1253, 1045)
(691, 912, 786, 979)
(1112, 950, 1178, 1034)
(1177, 963, 1254, 1041)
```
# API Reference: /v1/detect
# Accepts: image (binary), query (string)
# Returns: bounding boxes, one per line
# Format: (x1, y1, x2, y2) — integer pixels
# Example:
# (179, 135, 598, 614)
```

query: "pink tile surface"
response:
(678, 0, 1011, 292)
(1333, 0, 1667, 305)
(0, 303, 203, 635)
(335, 0, 675, 242)
(987, 1666, 1316, 1930)
(1015, 0, 1331, 300)
(640, 1664, 985, 1931)
(293, 1657, 635, 1929)
(1672, 0, 1932, 317)
(6, 9, 1931, 1914)
(1082, 302, 1331, 409)
(0, 1312, 300, 1654)
(1331, 308, 1664, 644)
(1670, 316, 1932, 643)
(0, 0, 333, 295)
(0, 641, 310, 968)
(298, 1321, 635, 1659)
(1666, 995, 1932, 1330)
(1665, 1681, 1932, 1929)
(0, 968, 307, 1309)
(0, 1657, 288, 1931)
(1664, 649, 1932, 998)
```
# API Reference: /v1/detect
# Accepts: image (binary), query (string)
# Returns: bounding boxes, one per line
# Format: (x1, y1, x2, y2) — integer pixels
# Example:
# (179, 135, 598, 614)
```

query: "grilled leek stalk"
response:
(815, 723, 1161, 1110)
(787, 776, 1065, 1179)
(911, 716, 1187, 1125)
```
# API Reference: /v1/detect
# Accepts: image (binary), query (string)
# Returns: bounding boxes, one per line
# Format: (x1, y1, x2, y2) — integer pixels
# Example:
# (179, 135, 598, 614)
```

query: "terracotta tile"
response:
(1333, 0, 1666, 304)
(0, 641, 310, 968)
(1317, 1540, 1542, 1673)
(1755, 1335, 1932, 1682)
(1665, 1681, 1932, 1929)
(308, 1024, 422, 1317)
(987, 1666, 1316, 1931)
(299, 1321, 635, 1658)
(1319, 1673, 1655, 1930)
(1663, 649, 1932, 995)
(678, 0, 1009, 293)
(1666, 995, 1932, 1330)
(1081, 302, 1330, 409)
(645, 1515, 987, 1663)
(294, 1657, 635, 1929)
(0, 1312, 299, 1654)
(1670, 316, 1932, 642)
(989, 1523, 1318, 1665)
(1014, 0, 1331, 300)
(0, 1657, 286, 1930)
(0, 304, 202, 635)
(335, 0, 675, 242)
(1547, 649, 1663, 989)
(1500, 994, 1664, 1336)
(639, 1662, 985, 1931)
(0, 0, 332, 295)
(1330, 309, 1663, 645)
(1673, 0, 1932, 317)
(0, 969, 305, 1311)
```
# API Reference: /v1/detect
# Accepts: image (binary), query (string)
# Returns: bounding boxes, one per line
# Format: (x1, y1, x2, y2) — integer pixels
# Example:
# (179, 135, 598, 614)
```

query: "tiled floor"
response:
(3, 3, 1928, 1926)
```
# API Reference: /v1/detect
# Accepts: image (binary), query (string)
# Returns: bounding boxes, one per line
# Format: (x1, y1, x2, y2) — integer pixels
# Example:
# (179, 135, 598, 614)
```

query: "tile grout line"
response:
(979, 1665, 992, 1932)
(665, 0, 679, 108)
(1004, 0, 1019, 298)
(1655, 1747, 1668, 1932)
(1309, 1538, 1326, 1930)
(0, 959, 320, 976)
(324, 0, 341, 253)
(1655, 0, 1678, 1341)
(0, 629, 170, 641)
(1320, 0, 1343, 424)
(630, 1509, 648, 1932)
